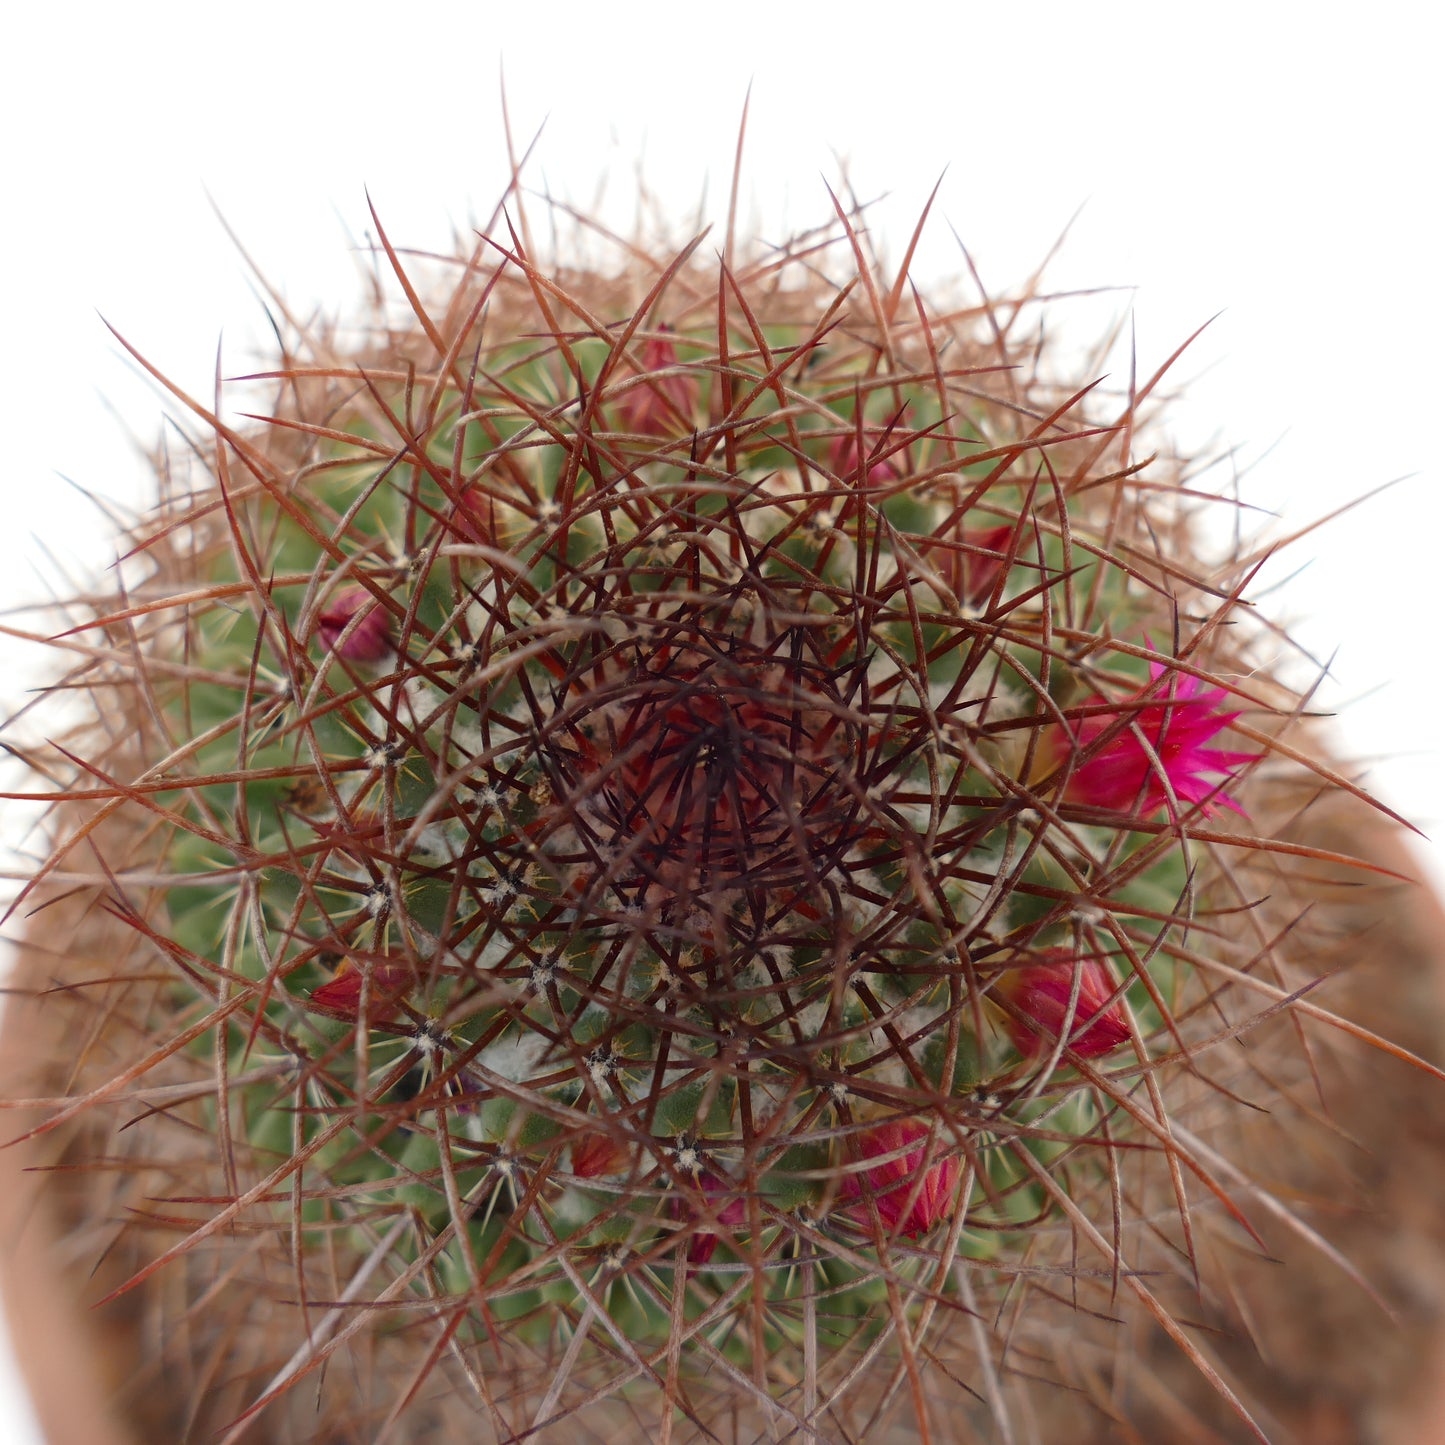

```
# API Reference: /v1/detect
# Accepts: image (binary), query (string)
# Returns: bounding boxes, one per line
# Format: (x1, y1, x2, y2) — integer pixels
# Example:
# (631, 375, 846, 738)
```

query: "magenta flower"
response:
(997, 952, 1131, 1059)
(316, 585, 393, 663)
(841, 1120, 960, 1238)
(1061, 661, 1257, 817)
(616, 329, 698, 436)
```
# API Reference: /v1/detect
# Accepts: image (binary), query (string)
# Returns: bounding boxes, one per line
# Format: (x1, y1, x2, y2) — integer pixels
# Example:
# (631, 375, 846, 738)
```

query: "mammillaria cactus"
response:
(1, 178, 1437, 1445)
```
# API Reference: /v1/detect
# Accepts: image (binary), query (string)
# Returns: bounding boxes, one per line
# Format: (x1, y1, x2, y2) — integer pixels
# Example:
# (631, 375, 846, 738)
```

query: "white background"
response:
(2, 3, 1440, 1438)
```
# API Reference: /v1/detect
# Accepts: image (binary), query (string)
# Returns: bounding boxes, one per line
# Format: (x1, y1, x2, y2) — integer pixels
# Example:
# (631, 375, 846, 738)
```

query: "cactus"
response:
(1, 176, 1432, 1444)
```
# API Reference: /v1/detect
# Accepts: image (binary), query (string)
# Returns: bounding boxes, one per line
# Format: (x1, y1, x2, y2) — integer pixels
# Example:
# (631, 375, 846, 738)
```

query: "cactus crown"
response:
(1, 181, 1406, 1443)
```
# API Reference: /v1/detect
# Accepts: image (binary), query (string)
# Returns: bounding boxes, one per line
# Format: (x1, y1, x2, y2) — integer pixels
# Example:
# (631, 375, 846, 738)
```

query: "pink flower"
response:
(1061, 661, 1257, 817)
(841, 1120, 960, 1238)
(309, 956, 414, 1023)
(616, 329, 698, 436)
(997, 952, 1131, 1059)
(316, 585, 393, 663)
(670, 1169, 747, 1264)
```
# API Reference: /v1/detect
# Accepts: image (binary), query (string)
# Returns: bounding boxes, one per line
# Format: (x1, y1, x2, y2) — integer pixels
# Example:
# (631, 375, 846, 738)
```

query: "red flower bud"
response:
(915, 523, 1020, 612)
(670, 1169, 747, 1264)
(841, 1119, 960, 1238)
(309, 956, 414, 1023)
(570, 1129, 633, 1179)
(316, 585, 392, 663)
(997, 952, 1131, 1059)
(827, 426, 903, 487)
(955, 524, 1015, 608)
(451, 484, 496, 546)
(616, 329, 698, 436)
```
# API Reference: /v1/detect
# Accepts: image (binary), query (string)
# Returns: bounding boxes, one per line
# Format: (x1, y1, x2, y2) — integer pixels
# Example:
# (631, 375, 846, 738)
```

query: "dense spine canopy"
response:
(1, 188, 1417, 1444)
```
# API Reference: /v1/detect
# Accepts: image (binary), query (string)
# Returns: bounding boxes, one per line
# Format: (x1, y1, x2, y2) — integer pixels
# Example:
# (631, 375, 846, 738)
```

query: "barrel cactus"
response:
(1, 184, 1426, 1444)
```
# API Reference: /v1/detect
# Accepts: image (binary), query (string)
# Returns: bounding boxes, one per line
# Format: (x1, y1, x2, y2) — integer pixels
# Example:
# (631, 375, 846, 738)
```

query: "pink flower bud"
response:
(616, 329, 698, 436)
(997, 952, 1131, 1059)
(1059, 661, 1258, 818)
(316, 585, 393, 663)
(309, 956, 414, 1023)
(841, 1119, 960, 1238)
